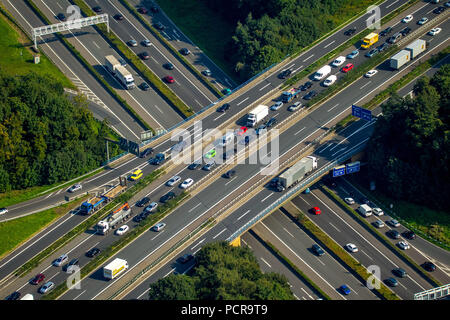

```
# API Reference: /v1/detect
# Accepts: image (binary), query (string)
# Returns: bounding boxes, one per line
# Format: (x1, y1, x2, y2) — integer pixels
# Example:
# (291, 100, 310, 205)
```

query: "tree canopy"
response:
(365, 65, 450, 210)
(0, 70, 119, 192)
(148, 241, 294, 300)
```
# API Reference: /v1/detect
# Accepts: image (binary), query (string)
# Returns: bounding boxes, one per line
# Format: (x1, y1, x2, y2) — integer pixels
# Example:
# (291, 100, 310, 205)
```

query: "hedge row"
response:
(320, 185, 442, 288)
(283, 205, 400, 300)
(15, 168, 165, 277)
(70, 0, 194, 118)
(43, 191, 189, 300)
(249, 231, 331, 300)
(118, 0, 223, 98)
(23, 0, 153, 133)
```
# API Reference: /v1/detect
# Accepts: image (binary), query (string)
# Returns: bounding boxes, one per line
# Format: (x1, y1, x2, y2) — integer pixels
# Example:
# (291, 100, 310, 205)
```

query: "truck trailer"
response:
(247, 105, 269, 127)
(390, 50, 411, 70)
(96, 203, 132, 235)
(278, 156, 318, 189)
(103, 258, 128, 280)
(361, 32, 378, 49)
(105, 55, 135, 89)
(80, 177, 127, 215)
(281, 88, 302, 103)
(405, 39, 426, 59)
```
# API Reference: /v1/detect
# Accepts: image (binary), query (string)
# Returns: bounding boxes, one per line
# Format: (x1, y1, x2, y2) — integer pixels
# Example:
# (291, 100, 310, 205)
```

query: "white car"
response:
(373, 220, 385, 228)
(323, 75, 337, 87)
(142, 39, 151, 47)
(202, 69, 212, 77)
(0, 208, 8, 215)
(344, 197, 355, 205)
(68, 184, 82, 193)
(331, 56, 346, 67)
(270, 101, 283, 111)
(397, 241, 410, 250)
(365, 69, 378, 78)
(388, 219, 400, 227)
(428, 27, 442, 36)
(53, 253, 68, 267)
(180, 178, 194, 189)
(417, 17, 428, 25)
(144, 202, 158, 212)
(166, 175, 181, 186)
(288, 101, 302, 111)
(402, 15, 413, 23)
(116, 225, 129, 235)
(128, 39, 137, 47)
(373, 207, 384, 216)
(345, 243, 359, 253)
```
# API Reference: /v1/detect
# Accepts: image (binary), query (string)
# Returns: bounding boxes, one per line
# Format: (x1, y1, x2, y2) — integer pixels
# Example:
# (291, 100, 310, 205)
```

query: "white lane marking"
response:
(261, 193, 274, 202)
(386, 0, 399, 9)
(259, 83, 271, 91)
(324, 40, 336, 48)
(299, 197, 311, 207)
(318, 143, 333, 154)
(293, 293, 300, 300)
(360, 249, 373, 261)
(347, 284, 358, 295)
(46, 272, 59, 282)
(163, 268, 175, 278)
(316, 257, 326, 266)
(301, 287, 314, 300)
(73, 290, 87, 300)
(92, 41, 100, 49)
(360, 81, 372, 89)
(260, 258, 272, 268)
(237, 97, 249, 106)
(188, 203, 201, 213)
(66, 234, 97, 256)
(213, 228, 227, 239)
(154, 105, 163, 114)
(151, 231, 164, 241)
(191, 238, 205, 251)
(237, 210, 251, 221)
(303, 54, 314, 62)
(213, 113, 226, 122)
(137, 289, 148, 300)
(329, 222, 341, 233)
(331, 146, 349, 157)
(283, 227, 295, 238)
(328, 103, 340, 112)
(193, 247, 202, 255)
(294, 127, 306, 136)
(225, 177, 237, 186)
(45, 192, 54, 199)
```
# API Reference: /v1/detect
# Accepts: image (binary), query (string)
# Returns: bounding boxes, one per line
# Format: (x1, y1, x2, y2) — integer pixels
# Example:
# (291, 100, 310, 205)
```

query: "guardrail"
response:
(226, 144, 366, 242)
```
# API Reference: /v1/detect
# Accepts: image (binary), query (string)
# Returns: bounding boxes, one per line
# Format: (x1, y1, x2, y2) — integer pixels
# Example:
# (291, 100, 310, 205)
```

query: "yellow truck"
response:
(361, 32, 378, 49)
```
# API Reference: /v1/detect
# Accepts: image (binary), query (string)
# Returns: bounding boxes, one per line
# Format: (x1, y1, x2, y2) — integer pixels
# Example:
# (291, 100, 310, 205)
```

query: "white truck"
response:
(278, 156, 318, 189)
(247, 105, 268, 127)
(103, 258, 129, 280)
(105, 55, 135, 89)
(390, 50, 411, 70)
(314, 65, 331, 81)
(405, 39, 426, 59)
(96, 203, 131, 235)
(357, 204, 373, 217)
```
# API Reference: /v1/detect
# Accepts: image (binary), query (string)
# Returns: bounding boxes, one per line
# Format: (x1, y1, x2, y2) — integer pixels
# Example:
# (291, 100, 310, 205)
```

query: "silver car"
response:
(68, 184, 82, 193)
(53, 253, 68, 267)
(288, 101, 302, 111)
(166, 175, 181, 186)
(144, 202, 158, 213)
(39, 281, 55, 294)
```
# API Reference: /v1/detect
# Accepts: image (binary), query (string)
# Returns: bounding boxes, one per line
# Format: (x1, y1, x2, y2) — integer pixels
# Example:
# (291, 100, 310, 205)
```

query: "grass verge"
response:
(282, 204, 400, 300)
(320, 184, 442, 287)
(14, 168, 165, 277)
(0, 5, 75, 89)
(24, 0, 154, 132)
(119, 0, 223, 98)
(70, 0, 194, 118)
(0, 195, 89, 260)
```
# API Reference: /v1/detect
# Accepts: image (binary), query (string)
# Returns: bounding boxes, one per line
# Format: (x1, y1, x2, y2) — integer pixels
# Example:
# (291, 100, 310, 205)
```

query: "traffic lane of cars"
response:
(83, 0, 216, 110)
(38, 0, 183, 129)
(291, 188, 433, 299)
(256, 210, 379, 299)
(337, 178, 450, 283)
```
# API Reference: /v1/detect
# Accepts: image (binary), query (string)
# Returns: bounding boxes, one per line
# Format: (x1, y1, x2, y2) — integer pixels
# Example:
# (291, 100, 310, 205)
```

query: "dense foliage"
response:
(203, 0, 366, 78)
(148, 241, 294, 300)
(365, 65, 450, 210)
(0, 71, 118, 192)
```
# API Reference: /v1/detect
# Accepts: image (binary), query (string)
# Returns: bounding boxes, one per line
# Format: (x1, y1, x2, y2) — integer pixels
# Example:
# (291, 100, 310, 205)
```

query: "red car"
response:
(164, 76, 175, 83)
(236, 126, 248, 136)
(31, 273, 45, 285)
(342, 63, 354, 73)
(312, 207, 321, 215)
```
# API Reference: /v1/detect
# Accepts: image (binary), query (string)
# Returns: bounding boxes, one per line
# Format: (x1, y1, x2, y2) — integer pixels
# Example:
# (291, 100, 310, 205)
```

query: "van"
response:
(314, 65, 331, 80)
(357, 204, 372, 217)
(20, 293, 34, 300)
(220, 132, 234, 147)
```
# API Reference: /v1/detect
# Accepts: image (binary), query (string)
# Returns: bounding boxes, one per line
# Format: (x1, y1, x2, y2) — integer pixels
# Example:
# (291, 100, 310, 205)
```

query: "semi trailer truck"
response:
(96, 203, 132, 235)
(80, 177, 127, 215)
(275, 156, 318, 190)
(105, 55, 135, 89)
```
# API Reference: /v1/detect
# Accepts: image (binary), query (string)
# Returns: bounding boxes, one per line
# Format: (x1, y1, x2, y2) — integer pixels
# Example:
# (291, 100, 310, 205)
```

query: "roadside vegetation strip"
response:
(70, 0, 194, 119)
(0, 5, 75, 90)
(249, 230, 331, 300)
(283, 0, 420, 90)
(24, 0, 153, 133)
(14, 168, 165, 278)
(282, 205, 399, 300)
(43, 191, 190, 300)
(320, 185, 442, 288)
(0, 196, 89, 260)
(118, 0, 223, 98)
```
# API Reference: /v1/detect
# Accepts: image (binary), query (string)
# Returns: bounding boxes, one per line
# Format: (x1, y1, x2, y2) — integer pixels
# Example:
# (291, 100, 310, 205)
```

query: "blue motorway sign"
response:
(346, 161, 360, 174)
(352, 105, 372, 121)
(333, 165, 346, 177)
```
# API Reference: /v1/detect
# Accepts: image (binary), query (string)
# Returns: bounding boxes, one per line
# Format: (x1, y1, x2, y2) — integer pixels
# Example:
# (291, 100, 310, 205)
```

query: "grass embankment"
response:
(0, 196, 88, 259)
(0, 5, 75, 89)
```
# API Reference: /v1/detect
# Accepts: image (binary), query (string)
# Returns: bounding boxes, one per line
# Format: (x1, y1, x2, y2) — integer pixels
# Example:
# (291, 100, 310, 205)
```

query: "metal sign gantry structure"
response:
(31, 14, 109, 49)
